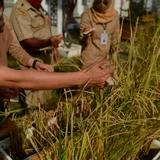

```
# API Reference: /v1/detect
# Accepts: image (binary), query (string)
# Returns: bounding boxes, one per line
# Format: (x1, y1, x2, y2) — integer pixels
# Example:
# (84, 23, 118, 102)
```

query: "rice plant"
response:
(8, 21, 160, 160)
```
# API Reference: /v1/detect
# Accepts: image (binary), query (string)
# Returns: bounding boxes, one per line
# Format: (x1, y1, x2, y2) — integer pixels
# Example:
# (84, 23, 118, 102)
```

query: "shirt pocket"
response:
(31, 18, 45, 28)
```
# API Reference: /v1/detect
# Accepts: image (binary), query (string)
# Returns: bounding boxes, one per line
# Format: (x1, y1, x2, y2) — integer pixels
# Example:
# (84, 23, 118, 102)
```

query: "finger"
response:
(48, 67, 54, 72)
(57, 34, 63, 39)
(56, 55, 60, 62)
(90, 82, 105, 88)
(103, 66, 115, 75)
(36, 68, 43, 71)
(45, 65, 54, 72)
(55, 56, 58, 62)
(43, 68, 53, 72)
(45, 68, 53, 72)
(36, 63, 53, 72)
(57, 34, 63, 42)
(99, 82, 105, 88)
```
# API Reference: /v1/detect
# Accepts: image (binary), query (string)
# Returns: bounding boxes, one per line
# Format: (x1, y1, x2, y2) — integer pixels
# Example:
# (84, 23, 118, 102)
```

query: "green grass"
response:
(7, 55, 20, 69)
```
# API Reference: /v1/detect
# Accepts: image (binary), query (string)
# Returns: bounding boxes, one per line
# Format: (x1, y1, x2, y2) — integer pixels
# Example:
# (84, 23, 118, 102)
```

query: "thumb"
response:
(103, 66, 115, 75)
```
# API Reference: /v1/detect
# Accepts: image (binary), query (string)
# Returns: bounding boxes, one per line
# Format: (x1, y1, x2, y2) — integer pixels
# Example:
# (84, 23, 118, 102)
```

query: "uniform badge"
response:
(16, 11, 26, 16)
(101, 33, 108, 45)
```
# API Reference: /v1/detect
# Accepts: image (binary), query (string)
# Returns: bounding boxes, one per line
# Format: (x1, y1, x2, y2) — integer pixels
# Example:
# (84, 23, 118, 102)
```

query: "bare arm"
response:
(21, 35, 63, 51)
(0, 57, 114, 90)
(20, 37, 51, 50)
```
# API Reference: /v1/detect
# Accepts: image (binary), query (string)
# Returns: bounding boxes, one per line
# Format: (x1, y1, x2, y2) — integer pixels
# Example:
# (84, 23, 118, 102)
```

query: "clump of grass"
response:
(10, 108, 62, 158)
(9, 21, 160, 160)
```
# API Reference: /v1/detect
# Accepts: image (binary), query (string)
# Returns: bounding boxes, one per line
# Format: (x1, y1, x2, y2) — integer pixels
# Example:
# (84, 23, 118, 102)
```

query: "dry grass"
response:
(8, 21, 160, 160)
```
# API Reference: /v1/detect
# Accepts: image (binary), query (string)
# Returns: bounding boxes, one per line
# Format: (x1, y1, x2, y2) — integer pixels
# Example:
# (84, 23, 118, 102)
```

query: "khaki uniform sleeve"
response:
(4, 15, 33, 66)
(80, 10, 91, 41)
(111, 13, 120, 49)
(10, 8, 33, 41)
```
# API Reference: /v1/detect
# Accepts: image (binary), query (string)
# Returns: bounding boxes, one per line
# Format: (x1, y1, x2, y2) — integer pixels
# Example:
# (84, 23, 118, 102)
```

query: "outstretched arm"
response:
(0, 57, 115, 90)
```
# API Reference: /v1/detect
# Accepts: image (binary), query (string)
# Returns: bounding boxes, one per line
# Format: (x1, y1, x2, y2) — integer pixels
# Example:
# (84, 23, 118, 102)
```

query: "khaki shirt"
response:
(10, 0, 52, 41)
(0, 15, 32, 66)
(80, 9, 120, 66)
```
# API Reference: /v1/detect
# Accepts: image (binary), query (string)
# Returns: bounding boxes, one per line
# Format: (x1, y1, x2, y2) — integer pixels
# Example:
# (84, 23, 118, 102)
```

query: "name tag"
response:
(101, 33, 108, 45)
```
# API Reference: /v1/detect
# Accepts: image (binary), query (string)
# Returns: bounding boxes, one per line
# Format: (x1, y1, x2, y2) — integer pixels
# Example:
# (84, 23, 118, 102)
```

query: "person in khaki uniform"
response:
(0, 0, 53, 101)
(10, 0, 62, 64)
(10, 0, 63, 108)
(80, 0, 120, 67)
(0, 0, 115, 96)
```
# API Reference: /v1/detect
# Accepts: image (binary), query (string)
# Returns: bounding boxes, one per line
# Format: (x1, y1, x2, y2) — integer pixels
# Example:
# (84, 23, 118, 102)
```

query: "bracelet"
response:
(32, 60, 39, 69)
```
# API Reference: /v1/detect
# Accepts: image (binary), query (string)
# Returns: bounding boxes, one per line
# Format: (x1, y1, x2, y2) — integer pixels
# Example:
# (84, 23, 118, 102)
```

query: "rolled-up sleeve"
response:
(80, 10, 91, 41)
(4, 15, 33, 66)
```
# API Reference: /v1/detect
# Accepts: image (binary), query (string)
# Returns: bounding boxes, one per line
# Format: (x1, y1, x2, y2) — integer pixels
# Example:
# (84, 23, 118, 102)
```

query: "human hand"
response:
(35, 61, 54, 72)
(0, 88, 20, 100)
(53, 48, 60, 62)
(114, 47, 124, 54)
(82, 56, 115, 87)
(50, 34, 63, 48)
(117, 47, 124, 53)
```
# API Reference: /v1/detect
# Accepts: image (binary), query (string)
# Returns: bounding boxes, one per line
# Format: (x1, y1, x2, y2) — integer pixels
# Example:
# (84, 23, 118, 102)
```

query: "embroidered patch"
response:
(16, 11, 26, 15)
